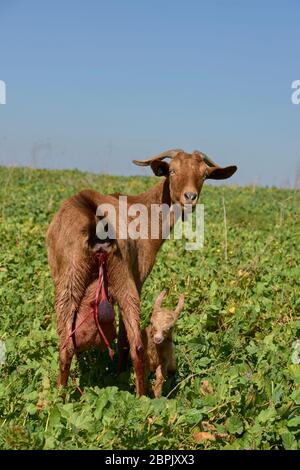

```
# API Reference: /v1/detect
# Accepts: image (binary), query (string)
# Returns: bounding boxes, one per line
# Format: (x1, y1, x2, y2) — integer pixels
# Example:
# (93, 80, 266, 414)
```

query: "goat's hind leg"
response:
(57, 343, 74, 387)
(120, 297, 145, 396)
(168, 345, 176, 374)
(57, 313, 76, 387)
(117, 315, 130, 373)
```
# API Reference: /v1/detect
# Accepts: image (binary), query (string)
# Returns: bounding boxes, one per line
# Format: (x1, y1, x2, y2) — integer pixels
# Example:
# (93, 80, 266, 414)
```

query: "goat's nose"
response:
(154, 335, 163, 345)
(184, 192, 197, 202)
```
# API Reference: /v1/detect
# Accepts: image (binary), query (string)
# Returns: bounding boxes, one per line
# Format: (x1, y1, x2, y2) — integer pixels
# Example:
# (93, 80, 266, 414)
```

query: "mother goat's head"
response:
(133, 149, 237, 209)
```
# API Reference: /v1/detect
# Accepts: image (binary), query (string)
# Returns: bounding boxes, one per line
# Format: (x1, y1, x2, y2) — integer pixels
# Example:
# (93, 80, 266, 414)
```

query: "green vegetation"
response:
(0, 166, 299, 450)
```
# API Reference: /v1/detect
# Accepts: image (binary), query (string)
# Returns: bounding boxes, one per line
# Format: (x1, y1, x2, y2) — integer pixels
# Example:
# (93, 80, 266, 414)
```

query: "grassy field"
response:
(0, 166, 299, 450)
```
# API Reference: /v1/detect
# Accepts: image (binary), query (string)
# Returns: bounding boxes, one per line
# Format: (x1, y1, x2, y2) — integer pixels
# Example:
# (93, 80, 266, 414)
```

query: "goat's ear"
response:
(154, 290, 167, 311)
(206, 165, 237, 180)
(150, 160, 169, 177)
(174, 294, 185, 318)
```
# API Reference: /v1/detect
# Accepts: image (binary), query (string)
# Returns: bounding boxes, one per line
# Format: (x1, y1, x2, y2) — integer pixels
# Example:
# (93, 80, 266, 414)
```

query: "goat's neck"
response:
(135, 178, 171, 206)
(122, 178, 177, 284)
(136, 178, 175, 253)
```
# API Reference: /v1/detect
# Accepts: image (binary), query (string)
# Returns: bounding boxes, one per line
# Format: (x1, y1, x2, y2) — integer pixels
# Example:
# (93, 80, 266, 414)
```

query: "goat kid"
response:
(142, 290, 184, 398)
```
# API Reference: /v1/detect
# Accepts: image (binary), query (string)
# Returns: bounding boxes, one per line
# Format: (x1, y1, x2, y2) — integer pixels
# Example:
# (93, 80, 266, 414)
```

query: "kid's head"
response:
(150, 290, 185, 345)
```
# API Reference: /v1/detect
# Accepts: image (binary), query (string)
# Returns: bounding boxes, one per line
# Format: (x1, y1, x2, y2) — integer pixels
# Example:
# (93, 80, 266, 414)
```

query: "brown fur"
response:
(46, 150, 237, 395)
(142, 291, 184, 398)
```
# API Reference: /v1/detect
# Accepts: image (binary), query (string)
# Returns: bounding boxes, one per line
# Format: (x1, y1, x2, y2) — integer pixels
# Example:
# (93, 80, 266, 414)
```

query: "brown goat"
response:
(142, 290, 184, 398)
(46, 149, 237, 395)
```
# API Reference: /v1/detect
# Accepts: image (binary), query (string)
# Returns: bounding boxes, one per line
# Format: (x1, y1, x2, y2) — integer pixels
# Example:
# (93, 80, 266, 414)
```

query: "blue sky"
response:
(0, 0, 299, 186)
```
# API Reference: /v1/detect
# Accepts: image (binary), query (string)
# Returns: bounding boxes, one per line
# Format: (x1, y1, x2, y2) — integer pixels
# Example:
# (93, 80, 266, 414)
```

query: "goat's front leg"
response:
(119, 295, 145, 396)
(153, 364, 167, 398)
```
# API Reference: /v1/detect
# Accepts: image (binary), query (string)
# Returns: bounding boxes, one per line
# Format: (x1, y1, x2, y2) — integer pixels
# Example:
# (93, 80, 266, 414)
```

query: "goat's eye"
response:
(169, 169, 176, 176)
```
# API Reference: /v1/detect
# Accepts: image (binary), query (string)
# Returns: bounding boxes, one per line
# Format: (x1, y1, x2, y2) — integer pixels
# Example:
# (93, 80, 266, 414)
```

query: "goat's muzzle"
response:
(153, 335, 164, 345)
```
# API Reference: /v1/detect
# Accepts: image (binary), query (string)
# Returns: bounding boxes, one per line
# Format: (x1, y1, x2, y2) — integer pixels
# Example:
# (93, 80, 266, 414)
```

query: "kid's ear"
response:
(174, 294, 185, 317)
(154, 290, 167, 311)
(150, 160, 169, 177)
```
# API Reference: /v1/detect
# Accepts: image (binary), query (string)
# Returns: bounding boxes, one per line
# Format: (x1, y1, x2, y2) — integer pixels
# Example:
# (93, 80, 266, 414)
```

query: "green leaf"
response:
(26, 403, 37, 415)
(225, 416, 244, 435)
(47, 405, 62, 430)
(288, 365, 300, 384)
(95, 395, 110, 420)
(281, 431, 298, 450)
(287, 417, 300, 428)
(290, 389, 300, 405)
(69, 412, 94, 431)
(257, 407, 277, 424)
(176, 409, 203, 426)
